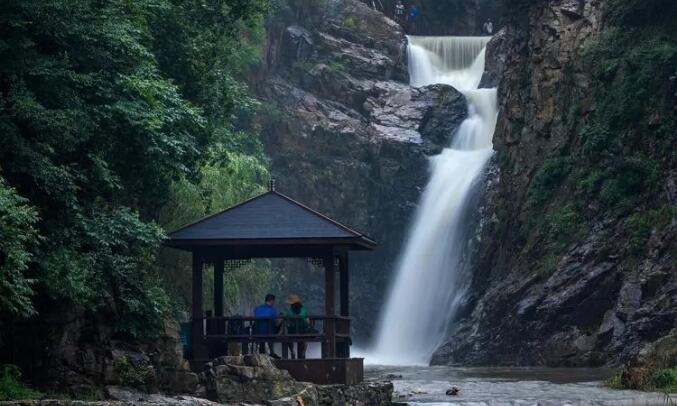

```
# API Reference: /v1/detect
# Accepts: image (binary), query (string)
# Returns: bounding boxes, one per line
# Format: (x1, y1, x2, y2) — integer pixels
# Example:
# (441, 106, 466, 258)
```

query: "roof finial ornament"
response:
(269, 178, 276, 191)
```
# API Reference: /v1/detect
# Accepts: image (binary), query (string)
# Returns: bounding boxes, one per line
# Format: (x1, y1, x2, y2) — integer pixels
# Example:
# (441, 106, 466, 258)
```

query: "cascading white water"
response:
(370, 36, 498, 366)
(407, 36, 491, 91)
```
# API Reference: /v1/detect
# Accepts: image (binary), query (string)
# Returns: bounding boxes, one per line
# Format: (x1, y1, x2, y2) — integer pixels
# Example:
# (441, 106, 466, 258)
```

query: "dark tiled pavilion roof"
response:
(165, 189, 376, 250)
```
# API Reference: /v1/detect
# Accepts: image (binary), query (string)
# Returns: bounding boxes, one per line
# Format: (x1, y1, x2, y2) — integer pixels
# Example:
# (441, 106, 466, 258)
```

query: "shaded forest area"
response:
(0, 0, 273, 371)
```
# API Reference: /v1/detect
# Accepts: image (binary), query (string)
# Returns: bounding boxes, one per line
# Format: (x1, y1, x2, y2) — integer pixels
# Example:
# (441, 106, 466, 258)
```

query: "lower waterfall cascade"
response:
(369, 35, 498, 366)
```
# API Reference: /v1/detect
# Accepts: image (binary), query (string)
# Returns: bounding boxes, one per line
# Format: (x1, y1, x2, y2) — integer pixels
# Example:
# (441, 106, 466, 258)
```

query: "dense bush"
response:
(608, 366, 677, 393)
(116, 357, 153, 389)
(0, 365, 42, 401)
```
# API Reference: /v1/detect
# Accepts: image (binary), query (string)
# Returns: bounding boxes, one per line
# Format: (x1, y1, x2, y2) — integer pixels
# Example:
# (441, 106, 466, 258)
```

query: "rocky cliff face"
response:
(432, 0, 676, 367)
(256, 0, 467, 339)
(257, 0, 675, 367)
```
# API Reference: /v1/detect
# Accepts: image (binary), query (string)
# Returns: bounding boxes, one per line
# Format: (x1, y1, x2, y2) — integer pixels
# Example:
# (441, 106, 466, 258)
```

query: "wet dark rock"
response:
(446, 386, 460, 396)
(283, 25, 314, 63)
(479, 27, 507, 89)
(257, 0, 467, 339)
(431, 0, 676, 368)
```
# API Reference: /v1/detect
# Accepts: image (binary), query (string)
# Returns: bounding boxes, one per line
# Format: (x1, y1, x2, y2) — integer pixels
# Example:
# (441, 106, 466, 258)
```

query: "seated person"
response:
(285, 294, 309, 359)
(254, 293, 280, 359)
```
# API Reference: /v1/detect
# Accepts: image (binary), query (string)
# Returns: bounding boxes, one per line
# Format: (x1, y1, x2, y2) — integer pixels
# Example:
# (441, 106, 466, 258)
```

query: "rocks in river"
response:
(445, 386, 460, 396)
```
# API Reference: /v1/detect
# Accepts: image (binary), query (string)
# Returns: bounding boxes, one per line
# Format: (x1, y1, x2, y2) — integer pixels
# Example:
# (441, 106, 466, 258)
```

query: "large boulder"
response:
(203, 354, 317, 404)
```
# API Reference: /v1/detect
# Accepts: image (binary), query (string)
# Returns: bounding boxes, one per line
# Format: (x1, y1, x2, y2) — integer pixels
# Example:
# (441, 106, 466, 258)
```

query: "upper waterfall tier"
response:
(407, 36, 491, 91)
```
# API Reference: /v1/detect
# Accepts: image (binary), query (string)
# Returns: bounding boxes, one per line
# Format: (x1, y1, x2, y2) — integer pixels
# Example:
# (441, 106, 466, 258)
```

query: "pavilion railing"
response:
(198, 315, 351, 359)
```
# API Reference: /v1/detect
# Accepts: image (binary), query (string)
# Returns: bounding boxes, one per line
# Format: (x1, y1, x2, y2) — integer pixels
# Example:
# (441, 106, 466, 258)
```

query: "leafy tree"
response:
(0, 177, 39, 317)
(159, 142, 270, 313)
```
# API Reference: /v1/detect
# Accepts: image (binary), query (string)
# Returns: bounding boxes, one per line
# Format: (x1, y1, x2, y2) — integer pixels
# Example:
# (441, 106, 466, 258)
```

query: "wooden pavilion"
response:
(163, 182, 376, 384)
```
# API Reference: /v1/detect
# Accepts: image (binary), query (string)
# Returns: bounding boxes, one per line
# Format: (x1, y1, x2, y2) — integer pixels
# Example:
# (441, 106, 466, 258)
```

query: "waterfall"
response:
(407, 36, 491, 91)
(370, 36, 498, 366)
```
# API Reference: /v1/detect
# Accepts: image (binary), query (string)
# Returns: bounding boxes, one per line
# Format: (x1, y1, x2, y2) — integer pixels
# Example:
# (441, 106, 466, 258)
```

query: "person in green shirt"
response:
(285, 294, 309, 359)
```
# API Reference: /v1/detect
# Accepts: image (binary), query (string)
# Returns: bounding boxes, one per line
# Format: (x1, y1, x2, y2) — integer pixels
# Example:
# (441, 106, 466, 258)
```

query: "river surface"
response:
(365, 365, 673, 406)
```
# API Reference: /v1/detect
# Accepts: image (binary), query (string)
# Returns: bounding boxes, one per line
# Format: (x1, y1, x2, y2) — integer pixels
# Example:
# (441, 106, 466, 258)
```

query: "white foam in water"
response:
(407, 35, 492, 91)
(368, 36, 498, 366)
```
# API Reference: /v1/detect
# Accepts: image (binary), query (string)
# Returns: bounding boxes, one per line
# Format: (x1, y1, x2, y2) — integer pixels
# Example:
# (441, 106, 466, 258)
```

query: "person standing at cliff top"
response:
(395, 0, 405, 21)
(407, 4, 419, 34)
(483, 18, 494, 35)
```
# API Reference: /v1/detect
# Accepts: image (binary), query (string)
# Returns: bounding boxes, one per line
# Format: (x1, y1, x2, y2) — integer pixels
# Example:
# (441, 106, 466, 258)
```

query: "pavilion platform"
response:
(163, 181, 376, 385)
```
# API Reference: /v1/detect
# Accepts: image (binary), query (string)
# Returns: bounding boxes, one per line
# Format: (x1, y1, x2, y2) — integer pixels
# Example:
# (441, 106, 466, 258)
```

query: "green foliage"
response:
(325, 60, 347, 73)
(534, 204, 586, 273)
(116, 357, 152, 388)
(527, 157, 572, 207)
(651, 367, 677, 392)
(40, 207, 169, 338)
(0, 177, 39, 317)
(159, 143, 269, 313)
(542, 205, 584, 247)
(159, 143, 268, 231)
(521, 0, 676, 271)
(0, 0, 270, 339)
(625, 206, 677, 254)
(150, 0, 268, 139)
(222, 260, 277, 314)
(0, 365, 42, 401)
(343, 16, 358, 29)
(608, 367, 677, 393)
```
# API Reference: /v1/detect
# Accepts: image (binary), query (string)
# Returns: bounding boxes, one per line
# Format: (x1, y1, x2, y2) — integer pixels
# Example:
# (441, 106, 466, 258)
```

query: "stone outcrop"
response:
(201, 355, 314, 404)
(0, 308, 194, 396)
(431, 0, 676, 367)
(257, 0, 467, 339)
(0, 355, 393, 405)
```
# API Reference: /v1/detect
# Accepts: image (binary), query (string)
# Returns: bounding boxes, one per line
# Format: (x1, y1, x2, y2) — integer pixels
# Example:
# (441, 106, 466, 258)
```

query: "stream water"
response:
(366, 365, 672, 406)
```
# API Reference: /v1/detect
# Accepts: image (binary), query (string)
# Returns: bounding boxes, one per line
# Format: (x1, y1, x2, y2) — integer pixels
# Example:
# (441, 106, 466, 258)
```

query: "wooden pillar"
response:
(339, 252, 349, 317)
(191, 252, 208, 368)
(323, 252, 337, 358)
(214, 257, 225, 335)
(338, 251, 350, 358)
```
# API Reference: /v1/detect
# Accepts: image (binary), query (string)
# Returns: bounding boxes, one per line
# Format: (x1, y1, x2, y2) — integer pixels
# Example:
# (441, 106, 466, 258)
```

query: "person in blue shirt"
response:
(254, 293, 280, 358)
(407, 4, 419, 34)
